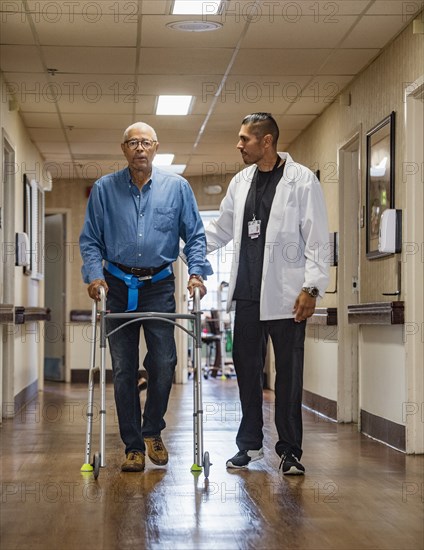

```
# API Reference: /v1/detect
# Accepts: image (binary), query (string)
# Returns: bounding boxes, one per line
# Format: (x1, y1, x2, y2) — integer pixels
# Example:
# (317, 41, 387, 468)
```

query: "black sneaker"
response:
(279, 453, 305, 475)
(226, 448, 264, 469)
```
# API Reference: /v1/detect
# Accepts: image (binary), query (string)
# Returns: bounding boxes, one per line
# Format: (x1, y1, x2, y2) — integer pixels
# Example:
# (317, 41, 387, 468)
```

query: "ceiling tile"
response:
(137, 74, 223, 96)
(241, 16, 357, 49)
(319, 48, 380, 74)
(55, 94, 155, 115)
(138, 47, 233, 74)
(19, 112, 62, 128)
(342, 15, 412, 48)
(284, 96, 333, 116)
(222, 1, 371, 18)
(42, 46, 137, 73)
(0, 45, 44, 72)
(0, 16, 35, 45)
(27, 128, 66, 142)
(231, 49, 333, 75)
(61, 114, 134, 129)
(34, 15, 138, 47)
(366, 1, 423, 15)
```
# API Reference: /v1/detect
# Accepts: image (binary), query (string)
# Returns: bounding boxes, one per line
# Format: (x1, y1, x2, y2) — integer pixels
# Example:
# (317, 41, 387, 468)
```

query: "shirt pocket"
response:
(153, 207, 177, 232)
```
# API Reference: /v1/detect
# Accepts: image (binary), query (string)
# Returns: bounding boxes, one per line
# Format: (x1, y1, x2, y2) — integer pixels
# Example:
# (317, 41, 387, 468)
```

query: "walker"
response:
(80, 286, 211, 479)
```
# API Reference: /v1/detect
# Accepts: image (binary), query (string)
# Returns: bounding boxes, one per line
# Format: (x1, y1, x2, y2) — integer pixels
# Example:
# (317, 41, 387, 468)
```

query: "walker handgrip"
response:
(97, 285, 107, 313)
(193, 286, 201, 313)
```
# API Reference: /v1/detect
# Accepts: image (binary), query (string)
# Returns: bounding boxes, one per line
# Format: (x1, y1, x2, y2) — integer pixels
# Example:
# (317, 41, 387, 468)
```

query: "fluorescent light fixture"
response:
(158, 164, 186, 175)
(156, 95, 193, 115)
(153, 154, 175, 166)
(172, 1, 221, 15)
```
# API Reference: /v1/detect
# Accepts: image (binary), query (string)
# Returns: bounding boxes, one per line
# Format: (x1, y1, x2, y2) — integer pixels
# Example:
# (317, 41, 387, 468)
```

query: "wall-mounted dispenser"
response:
(15, 232, 30, 266)
(378, 209, 402, 253)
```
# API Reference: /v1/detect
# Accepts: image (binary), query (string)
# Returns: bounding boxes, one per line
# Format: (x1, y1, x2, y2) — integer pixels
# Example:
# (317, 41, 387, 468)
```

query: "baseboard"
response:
(13, 379, 38, 415)
(360, 409, 405, 451)
(302, 389, 337, 421)
(70, 369, 148, 384)
(71, 369, 114, 383)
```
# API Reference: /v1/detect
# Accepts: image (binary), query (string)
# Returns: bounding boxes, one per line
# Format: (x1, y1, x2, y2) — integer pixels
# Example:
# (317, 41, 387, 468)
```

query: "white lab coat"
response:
(205, 152, 330, 320)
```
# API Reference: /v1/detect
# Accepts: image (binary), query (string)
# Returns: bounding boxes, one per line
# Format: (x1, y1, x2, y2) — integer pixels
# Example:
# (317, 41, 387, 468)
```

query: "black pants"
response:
(233, 300, 306, 459)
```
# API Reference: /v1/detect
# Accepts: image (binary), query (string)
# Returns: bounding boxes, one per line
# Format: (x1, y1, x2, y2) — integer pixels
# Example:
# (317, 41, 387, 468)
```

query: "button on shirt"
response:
(79, 166, 212, 283)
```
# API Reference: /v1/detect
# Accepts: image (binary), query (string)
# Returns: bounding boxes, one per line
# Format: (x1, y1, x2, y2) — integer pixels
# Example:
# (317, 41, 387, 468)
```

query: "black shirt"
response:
(233, 162, 285, 301)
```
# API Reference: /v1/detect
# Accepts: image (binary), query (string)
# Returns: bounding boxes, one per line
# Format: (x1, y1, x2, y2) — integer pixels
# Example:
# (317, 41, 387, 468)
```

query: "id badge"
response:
(248, 219, 261, 239)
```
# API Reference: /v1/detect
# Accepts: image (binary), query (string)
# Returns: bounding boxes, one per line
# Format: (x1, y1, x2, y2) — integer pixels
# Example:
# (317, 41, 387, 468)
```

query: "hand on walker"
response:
(87, 279, 109, 301)
(292, 292, 316, 323)
(187, 278, 207, 299)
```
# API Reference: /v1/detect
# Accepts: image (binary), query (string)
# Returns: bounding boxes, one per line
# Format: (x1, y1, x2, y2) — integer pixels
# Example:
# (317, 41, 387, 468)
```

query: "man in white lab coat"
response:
(205, 113, 329, 474)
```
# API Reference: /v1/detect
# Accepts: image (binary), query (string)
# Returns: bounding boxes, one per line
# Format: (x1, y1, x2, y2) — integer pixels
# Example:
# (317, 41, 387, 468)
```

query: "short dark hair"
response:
(241, 113, 279, 145)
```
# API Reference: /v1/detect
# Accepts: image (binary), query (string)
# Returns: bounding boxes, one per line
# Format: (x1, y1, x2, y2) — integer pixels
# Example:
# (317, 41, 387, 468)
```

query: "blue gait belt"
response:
(104, 261, 173, 311)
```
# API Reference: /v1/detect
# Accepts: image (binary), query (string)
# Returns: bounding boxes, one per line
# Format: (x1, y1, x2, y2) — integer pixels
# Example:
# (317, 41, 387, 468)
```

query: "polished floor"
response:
(1, 378, 423, 550)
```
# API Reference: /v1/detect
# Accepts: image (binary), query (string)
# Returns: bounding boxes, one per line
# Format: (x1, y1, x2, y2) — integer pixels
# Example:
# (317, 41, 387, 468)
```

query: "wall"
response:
(1, 72, 46, 406)
(287, 17, 423, 437)
(287, 18, 423, 305)
(304, 325, 338, 403)
(359, 325, 406, 425)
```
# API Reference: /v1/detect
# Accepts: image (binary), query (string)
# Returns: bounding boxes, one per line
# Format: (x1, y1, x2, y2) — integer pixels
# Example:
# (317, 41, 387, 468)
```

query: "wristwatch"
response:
(302, 286, 319, 298)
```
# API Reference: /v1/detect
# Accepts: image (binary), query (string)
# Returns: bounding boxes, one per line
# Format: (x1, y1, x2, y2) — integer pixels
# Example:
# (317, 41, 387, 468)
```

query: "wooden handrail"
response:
(348, 301, 404, 325)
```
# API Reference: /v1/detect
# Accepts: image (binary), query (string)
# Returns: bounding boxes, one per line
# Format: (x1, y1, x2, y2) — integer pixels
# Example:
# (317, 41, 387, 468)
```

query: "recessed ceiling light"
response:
(166, 20, 223, 32)
(156, 95, 193, 115)
(153, 154, 175, 166)
(172, 0, 222, 15)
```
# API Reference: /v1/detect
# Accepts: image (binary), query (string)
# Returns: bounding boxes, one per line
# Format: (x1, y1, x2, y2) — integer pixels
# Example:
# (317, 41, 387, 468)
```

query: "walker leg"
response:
(81, 300, 98, 473)
(191, 288, 210, 476)
(99, 301, 107, 468)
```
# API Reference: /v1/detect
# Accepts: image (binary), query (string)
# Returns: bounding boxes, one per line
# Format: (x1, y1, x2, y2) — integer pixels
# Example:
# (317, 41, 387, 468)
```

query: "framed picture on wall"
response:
(366, 111, 395, 259)
(23, 174, 32, 275)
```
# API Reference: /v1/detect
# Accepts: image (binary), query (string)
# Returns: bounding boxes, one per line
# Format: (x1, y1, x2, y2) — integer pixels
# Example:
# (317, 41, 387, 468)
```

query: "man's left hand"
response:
(187, 276, 207, 299)
(292, 292, 316, 323)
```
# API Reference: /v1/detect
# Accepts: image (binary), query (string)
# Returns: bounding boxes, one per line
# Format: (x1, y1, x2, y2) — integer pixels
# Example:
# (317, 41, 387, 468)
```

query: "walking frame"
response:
(80, 286, 211, 479)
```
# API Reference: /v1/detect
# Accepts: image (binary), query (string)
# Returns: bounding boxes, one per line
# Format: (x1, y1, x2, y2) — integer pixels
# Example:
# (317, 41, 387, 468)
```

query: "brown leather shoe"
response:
(144, 436, 168, 465)
(121, 451, 145, 472)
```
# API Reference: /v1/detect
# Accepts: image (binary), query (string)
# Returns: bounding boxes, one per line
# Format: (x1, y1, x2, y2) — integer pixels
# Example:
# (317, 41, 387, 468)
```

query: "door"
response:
(337, 133, 361, 422)
(404, 77, 424, 453)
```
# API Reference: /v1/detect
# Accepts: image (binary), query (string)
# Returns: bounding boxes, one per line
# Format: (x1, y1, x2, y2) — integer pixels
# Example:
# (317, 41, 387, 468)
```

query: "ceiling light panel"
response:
(172, 1, 222, 15)
(153, 154, 175, 166)
(156, 95, 193, 115)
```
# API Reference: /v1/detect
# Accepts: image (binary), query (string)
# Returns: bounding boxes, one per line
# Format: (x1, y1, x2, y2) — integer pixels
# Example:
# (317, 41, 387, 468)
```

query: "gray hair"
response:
(122, 122, 157, 142)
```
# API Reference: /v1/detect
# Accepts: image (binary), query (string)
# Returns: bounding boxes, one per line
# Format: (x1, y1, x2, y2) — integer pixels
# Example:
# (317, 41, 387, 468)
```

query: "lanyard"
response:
(251, 156, 282, 220)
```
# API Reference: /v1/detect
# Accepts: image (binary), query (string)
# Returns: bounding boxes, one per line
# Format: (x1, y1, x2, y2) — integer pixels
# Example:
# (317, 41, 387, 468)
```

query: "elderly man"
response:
(80, 122, 210, 472)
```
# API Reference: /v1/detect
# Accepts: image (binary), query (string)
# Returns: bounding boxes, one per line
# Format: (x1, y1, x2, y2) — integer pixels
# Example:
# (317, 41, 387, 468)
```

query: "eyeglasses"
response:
(124, 138, 157, 151)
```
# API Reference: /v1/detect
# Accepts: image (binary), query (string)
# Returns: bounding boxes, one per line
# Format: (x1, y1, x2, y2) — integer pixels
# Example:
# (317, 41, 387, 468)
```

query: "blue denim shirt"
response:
(79, 166, 212, 283)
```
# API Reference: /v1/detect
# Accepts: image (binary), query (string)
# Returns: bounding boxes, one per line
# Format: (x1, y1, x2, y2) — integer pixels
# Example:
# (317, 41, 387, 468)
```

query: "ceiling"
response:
(1, 0, 421, 181)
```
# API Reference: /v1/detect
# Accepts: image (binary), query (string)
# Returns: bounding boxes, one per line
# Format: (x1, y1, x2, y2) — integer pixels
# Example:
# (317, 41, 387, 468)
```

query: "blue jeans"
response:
(104, 270, 177, 454)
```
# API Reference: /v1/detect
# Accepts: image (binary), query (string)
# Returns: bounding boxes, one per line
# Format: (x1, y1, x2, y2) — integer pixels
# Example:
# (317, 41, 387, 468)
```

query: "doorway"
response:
(337, 132, 361, 423)
(404, 77, 424, 453)
(44, 212, 67, 382)
(1, 132, 16, 418)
